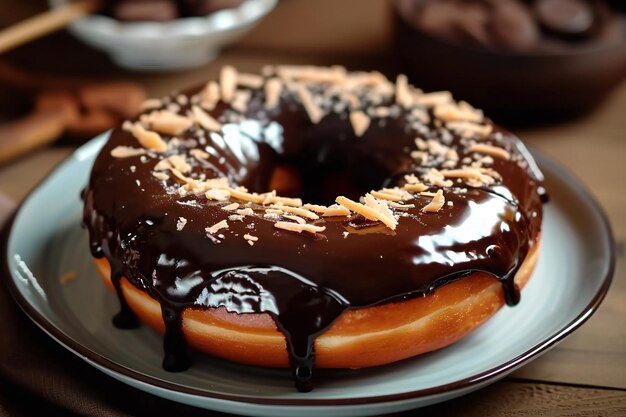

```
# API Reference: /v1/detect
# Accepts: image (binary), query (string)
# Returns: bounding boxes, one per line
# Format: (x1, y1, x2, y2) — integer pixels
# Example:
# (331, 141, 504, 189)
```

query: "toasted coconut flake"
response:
(270, 205, 318, 220)
(426, 139, 451, 156)
(220, 65, 237, 103)
(229, 214, 245, 221)
(350, 111, 370, 137)
(321, 204, 351, 217)
(168, 155, 191, 173)
(269, 196, 303, 207)
(170, 168, 193, 184)
(176, 217, 188, 231)
(140, 98, 163, 112)
(284, 214, 306, 224)
(227, 187, 265, 204)
(191, 105, 222, 131)
(478, 167, 502, 181)
(447, 148, 460, 159)
(152, 172, 169, 181)
(413, 91, 452, 107)
(244, 234, 259, 246)
(336, 195, 397, 230)
(264, 208, 284, 215)
(206, 219, 228, 234)
(403, 183, 429, 192)
(468, 143, 511, 160)
(274, 222, 326, 234)
(441, 167, 497, 185)
(237, 73, 264, 89)
(147, 110, 193, 136)
(371, 190, 403, 202)
(447, 121, 493, 138)
(176, 94, 188, 106)
(423, 168, 454, 187)
(265, 78, 283, 109)
(130, 123, 167, 152)
(302, 203, 350, 217)
(337, 196, 376, 220)
(380, 187, 409, 197)
(206, 189, 231, 201)
(370, 106, 391, 118)
(200, 81, 220, 110)
(237, 207, 255, 216)
(344, 71, 375, 88)
(474, 155, 495, 166)
(296, 84, 324, 124)
(415, 138, 428, 150)
(410, 150, 428, 164)
(277, 65, 346, 84)
(434, 101, 483, 123)
(422, 190, 445, 213)
(202, 178, 230, 189)
(154, 158, 172, 171)
(363, 194, 398, 230)
(395, 74, 413, 108)
(302, 204, 328, 213)
(261, 190, 277, 205)
(190, 148, 210, 160)
(222, 202, 239, 211)
(404, 174, 420, 184)
(111, 146, 147, 158)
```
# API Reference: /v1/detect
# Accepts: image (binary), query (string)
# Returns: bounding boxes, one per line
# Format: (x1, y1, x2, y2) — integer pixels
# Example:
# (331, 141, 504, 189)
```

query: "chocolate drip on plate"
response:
(161, 305, 190, 372)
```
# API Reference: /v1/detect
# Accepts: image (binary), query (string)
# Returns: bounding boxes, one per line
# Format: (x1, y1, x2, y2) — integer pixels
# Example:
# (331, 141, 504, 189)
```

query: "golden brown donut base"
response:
(94, 239, 538, 369)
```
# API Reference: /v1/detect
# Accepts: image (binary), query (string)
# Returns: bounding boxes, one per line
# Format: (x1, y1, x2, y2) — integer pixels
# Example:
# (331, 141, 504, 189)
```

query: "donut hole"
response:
(268, 158, 394, 206)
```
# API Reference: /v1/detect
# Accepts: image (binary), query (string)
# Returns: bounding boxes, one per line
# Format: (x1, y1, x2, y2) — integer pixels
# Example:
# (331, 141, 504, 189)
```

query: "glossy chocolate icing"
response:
(83, 71, 545, 391)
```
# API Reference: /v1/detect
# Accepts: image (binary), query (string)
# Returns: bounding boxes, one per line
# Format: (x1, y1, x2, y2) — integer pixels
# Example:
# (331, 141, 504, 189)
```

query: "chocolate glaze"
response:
(83, 78, 545, 391)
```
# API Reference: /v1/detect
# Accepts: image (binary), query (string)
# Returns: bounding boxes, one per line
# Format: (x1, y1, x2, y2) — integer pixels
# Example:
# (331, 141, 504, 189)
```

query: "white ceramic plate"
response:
(2, 132, 615, 417)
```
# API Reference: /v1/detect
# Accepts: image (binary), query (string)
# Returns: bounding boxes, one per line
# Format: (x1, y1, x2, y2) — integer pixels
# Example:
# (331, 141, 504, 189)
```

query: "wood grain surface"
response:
(0, 0, 624, 415)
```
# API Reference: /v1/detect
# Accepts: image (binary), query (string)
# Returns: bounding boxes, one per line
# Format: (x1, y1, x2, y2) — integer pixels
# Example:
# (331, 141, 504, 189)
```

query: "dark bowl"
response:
(393, 0, 626, 123)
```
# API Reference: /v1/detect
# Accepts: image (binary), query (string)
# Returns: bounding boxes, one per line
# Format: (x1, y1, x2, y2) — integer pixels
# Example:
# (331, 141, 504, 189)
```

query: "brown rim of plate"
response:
(0, 148, 616, 407)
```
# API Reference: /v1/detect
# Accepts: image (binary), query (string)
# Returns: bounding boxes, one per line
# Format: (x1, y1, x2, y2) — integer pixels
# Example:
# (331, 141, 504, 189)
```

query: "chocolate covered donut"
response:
(83, 65, 545, 391)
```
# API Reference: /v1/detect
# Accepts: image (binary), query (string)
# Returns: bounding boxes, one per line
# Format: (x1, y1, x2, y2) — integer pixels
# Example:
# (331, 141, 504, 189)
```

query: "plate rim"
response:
(0, 140, 616, 407)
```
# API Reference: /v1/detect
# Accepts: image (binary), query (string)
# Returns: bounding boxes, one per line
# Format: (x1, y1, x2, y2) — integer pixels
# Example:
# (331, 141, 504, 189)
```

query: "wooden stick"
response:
(0, 92, 79, 165)
(0, 1, 100, 55)
(0, 110, 69, 165)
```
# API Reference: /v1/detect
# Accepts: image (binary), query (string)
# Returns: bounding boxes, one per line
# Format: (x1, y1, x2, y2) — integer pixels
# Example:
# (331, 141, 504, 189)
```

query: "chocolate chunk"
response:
(417, 1, 464, 39)
(534, 0, 595, 36)
(454, 2, 491, 46)
(112, 0, 180, 22)
(489, 0, 540, 51)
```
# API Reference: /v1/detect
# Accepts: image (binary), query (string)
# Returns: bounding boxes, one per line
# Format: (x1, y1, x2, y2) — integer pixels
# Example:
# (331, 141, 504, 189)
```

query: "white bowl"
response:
(49, 0, 277, 71)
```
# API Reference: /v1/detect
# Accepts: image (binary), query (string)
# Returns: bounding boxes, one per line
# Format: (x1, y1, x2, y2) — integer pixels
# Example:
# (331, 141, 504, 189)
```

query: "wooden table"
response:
(1, 1, 625, 415)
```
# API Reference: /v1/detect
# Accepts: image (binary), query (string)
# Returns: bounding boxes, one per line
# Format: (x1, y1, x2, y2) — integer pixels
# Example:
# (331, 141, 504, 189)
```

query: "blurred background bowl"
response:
(48, 0, 277, 71)
(393, 0, 626, 123)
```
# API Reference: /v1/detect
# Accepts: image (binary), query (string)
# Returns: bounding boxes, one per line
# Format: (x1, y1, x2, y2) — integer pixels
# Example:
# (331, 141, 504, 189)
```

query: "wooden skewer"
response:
(0, 1, 100, 55)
